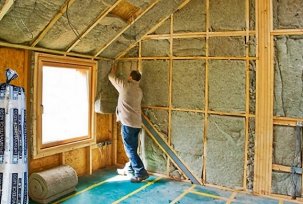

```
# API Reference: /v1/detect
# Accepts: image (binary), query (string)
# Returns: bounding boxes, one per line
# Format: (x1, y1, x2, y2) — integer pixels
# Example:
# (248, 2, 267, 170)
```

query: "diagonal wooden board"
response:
(142, 113, 202, 185)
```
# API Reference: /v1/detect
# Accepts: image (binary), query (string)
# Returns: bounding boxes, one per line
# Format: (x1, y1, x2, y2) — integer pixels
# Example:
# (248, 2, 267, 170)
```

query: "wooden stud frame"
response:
(114, 0, 303, 200)
(112, 115, 118, 165)
(271, 11, 303, 198)
(0, 0, 14, 21)
(115, 0, 193, 60)
(118, 0, 193, 178)
(116, 0, 258, 194)
(253, 0, 273, 194)
(167, 15, 173, 177)
(93, 0, 161, 58)
(31, 0, 76, 47)
(202, 0, 209, 184)
(142, 114, 201, 184)
(0, 40, 103, 60)
(66, 0, 124, 53)
(32, 53, 97, 159)
(243, 0, 251, 190)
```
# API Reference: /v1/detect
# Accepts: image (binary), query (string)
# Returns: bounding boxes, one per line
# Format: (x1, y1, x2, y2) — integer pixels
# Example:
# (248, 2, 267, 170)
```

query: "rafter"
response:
(0, 40, 106, 60)
(0, 0, 14, 21)
(93, 0, 160, 58)
(30, 0, 76, 47)
(114, 0, 192, 60)
(65, 0, 123, 53)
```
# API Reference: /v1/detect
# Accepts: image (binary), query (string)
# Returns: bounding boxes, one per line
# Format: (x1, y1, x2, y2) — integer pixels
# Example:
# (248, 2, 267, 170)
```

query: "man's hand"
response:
(110, 63, 117, 75)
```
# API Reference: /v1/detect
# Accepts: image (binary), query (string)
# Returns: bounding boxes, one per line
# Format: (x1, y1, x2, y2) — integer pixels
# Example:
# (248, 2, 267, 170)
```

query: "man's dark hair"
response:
(130, 70, 141, 81)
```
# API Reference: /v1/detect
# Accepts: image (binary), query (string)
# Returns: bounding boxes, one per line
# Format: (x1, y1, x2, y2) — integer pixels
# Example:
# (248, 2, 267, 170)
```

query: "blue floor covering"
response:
(29, 168, 302, 204)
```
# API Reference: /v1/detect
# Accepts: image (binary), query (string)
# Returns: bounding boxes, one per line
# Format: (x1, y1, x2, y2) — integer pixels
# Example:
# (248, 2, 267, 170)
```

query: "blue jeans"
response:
(122, 125, 148, 177)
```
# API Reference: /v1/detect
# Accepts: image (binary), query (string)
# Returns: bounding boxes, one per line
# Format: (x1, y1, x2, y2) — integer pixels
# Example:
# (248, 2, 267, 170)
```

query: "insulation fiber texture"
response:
(173, 38, 206, 57)
(209, 0, 245, 31)
(141, 129, 167, 174)
(73, 16, 128, 54)
(274, 36, 303, 118)
(143, 109, 168, 139)
(95, 60, 117, 114)
(172, 60, 205, 109)
(208, 60, 245, 113)
(171, 111, 204, 179)
(273, 126, 297, 167)
(141, 60, 169, 106)
(272, 126, 302, 196)
(142, 109, 168, 174)
(247, 118, 255, 191)
(273, 0, 303, 29)
(249, 61, 256, 114)
(142, 39, 170, 57)
(173, 0, 206, 33)
(206, 115, 245, 188)
(0, 70, 28, 204)
(101, 0, 185, 58)
(0, 0, 66, 44)
(150, 18, 170, 35)
(208, 36, 246, 57)
(29, 165, 78, 204)
(272, 172, 302, 197)
(38, 0, 109, 50)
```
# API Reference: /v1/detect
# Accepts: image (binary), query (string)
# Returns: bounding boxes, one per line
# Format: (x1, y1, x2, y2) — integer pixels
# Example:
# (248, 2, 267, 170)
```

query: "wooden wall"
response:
(0, 47, 29, 88)
(29, 113, 114, 176)
(0, 47, 114, 176)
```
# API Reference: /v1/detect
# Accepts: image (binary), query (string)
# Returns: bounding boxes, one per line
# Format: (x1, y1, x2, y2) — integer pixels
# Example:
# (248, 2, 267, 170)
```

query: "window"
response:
(33, 53, 96, 158)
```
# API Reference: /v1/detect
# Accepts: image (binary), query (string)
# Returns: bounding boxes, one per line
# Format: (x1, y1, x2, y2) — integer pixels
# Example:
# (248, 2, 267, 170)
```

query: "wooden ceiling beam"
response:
(65, 0, 123, 53)
(0, 40, 108, 60)
(93, 0, 161, 58)
(0, 0, 14, 21)
(30, 0, 76, 47)
(115, 0, 192, 60)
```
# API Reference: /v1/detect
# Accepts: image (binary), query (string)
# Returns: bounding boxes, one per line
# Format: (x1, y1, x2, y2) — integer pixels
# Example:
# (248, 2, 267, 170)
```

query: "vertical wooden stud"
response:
(243, 0, 251, 190)
(254, 0, 273, 195)
(138, 42, 142, 72)
(87, 146, 93, 175)
(113, 115, 118, 165)
(202, 0, 210, 184)
(167, 15, 173, 177)
(61, 152, 65, 165)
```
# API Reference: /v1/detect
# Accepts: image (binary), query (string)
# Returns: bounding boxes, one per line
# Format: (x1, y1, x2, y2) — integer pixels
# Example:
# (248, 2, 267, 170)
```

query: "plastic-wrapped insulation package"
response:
(0, 69, 28, 204)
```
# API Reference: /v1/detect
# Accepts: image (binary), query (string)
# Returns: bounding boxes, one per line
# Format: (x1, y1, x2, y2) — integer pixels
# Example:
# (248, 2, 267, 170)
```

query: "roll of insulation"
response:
(29, 165, 78, 204)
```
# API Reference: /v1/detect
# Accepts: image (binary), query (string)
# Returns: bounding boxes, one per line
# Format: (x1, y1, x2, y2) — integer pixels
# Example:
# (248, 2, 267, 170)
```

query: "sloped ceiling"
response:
(0, 0, 191, 59)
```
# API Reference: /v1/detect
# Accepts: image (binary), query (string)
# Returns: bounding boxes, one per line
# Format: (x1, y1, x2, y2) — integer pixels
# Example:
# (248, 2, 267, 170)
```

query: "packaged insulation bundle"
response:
(0, 69, 28, 204)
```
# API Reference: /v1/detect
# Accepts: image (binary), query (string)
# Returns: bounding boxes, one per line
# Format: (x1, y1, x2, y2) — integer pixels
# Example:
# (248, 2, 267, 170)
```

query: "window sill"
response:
(32, 137, 96, 159)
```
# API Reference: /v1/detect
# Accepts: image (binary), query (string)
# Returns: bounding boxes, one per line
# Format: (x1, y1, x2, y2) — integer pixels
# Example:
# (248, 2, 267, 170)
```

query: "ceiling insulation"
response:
(0, 0, 191, 59)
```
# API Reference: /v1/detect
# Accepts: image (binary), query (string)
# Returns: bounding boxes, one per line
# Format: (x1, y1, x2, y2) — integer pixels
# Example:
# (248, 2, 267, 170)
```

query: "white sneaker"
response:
(117, 168, 134, 176)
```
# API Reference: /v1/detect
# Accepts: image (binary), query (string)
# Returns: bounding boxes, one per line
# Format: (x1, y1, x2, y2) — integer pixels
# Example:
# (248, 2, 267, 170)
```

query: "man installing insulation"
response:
(108, 65, 149, 183)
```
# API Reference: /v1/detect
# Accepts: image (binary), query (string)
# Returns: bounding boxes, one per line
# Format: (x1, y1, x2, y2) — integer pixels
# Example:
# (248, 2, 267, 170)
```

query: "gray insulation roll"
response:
(95, 60, 118, 114)
(29, 165, 78, 203)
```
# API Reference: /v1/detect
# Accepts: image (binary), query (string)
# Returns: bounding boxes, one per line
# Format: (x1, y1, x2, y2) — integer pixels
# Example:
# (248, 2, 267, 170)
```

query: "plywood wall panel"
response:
(29, 154, 61, 174)
(117, 123, 128, 165)
(0, 47, 28, 87)
(96, 114, 112, 142)
(92, 148, 103, 171)
(64, 148, 87, 176)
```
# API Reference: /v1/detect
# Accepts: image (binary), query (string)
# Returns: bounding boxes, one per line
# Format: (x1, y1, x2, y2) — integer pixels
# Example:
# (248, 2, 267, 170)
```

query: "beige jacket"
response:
(108, 73, 142, 128)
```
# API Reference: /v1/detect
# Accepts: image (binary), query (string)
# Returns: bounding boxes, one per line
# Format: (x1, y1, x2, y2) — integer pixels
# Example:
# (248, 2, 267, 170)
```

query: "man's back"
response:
(108, 72, 142, 128)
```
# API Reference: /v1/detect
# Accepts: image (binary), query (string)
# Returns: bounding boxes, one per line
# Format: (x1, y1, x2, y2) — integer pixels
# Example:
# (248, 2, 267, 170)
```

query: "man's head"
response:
(129, 70, 141, 81)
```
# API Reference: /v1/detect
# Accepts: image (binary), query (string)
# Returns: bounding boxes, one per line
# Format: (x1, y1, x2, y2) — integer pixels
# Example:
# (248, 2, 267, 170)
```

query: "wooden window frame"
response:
(32, 53, 97, 159)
